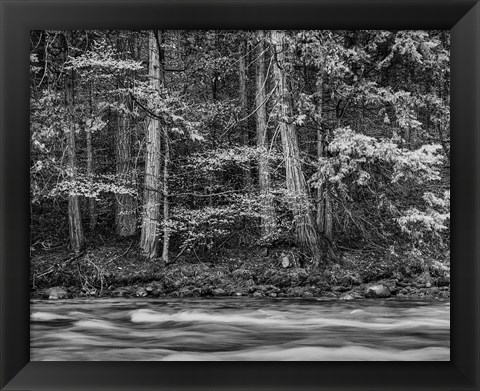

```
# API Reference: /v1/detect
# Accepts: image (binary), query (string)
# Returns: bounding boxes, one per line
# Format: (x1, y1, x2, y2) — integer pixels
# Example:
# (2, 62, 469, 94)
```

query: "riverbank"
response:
(30, 241, 450, 300)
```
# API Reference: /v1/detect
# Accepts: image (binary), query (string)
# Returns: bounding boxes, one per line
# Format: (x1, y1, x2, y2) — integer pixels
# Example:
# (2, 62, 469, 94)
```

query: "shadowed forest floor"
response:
(31, 238, 450, 301)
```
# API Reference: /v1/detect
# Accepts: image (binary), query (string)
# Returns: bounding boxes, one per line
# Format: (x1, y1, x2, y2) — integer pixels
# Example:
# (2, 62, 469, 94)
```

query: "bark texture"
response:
(315, 73, 333, 241)
(271, 30, 322, 263)
(239, 39, 252, 188)
(140, 30, 163, 258)
(86, 126, 96, 230)
(86, 83, 96, 230)
(115, 97, 137, 236)
(256, 30, 276, 237)
(65, 63, 85, 254)
(162, 135, 170, 263)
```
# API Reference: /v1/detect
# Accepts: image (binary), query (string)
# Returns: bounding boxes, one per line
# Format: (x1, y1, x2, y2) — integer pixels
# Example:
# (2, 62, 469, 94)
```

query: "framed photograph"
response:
(1, 0, 479, 390)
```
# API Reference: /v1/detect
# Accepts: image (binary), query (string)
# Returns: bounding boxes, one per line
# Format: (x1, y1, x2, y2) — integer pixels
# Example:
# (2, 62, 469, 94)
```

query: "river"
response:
(30, 298, 450, 361)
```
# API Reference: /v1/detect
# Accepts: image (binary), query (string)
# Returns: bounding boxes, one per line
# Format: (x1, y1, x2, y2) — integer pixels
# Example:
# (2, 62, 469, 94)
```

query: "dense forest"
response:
(30, 30, 450, 300)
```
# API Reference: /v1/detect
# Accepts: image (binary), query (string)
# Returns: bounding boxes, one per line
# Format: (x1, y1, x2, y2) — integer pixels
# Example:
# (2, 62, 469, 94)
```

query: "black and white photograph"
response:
(29, 29, 450, 361)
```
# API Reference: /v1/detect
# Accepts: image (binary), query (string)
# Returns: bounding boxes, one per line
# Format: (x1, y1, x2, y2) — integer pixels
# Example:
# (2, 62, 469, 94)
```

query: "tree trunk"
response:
(115, 96, 137, 236)
(86, 82, 96, 230)
(85, 127, 96, 230)
(271, 30, 322, 263)
(140, 30, 163, 259)
(315, 73, 333, 241)
(256, 30, 276, 237)
(65, 62, 85, 254)
(162, 134, 170, 263)
(239, 38, 252, 188)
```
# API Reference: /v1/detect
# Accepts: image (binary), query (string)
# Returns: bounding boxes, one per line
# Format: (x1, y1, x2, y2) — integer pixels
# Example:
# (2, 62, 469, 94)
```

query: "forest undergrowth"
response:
(31, 224, 450, 300)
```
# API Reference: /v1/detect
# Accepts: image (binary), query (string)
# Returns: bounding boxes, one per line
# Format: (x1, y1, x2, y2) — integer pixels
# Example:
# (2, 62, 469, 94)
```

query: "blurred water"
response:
(30, 298, 450, 361)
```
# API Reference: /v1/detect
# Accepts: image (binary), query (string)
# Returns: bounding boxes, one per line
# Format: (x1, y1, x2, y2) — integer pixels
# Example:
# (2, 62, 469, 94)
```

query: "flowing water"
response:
(30, 298, 450, 361)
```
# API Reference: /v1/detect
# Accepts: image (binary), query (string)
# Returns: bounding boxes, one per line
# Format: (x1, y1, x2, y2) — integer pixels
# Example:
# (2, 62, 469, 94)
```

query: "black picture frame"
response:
(1, 0, 478, 390)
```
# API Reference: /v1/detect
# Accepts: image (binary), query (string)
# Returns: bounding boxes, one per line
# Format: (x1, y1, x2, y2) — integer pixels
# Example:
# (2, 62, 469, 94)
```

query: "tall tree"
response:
(160, 32, 171, 263)
(115, 33, 137, 237)
(314, 70, 333, 241)
(64, 32, 85, 253)
(162, 132, 170, 263)
(271, 30, 322, 263)
(86, 81, 97, 230)
(255, 30, 275, 237)
(115, 95, 137, 236)
(239, 38, 252, 188)
(139, 30, 163, 258)
(29, 30, 450, 272)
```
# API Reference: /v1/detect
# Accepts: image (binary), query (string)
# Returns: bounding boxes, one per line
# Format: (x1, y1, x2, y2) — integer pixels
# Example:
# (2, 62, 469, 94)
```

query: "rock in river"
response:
(135, 287, 148, 297)
(364, 284, 391, 298)
(212, 288, 226, 296)
(44, 286, 68, 300)
(339, 293, 355, 301)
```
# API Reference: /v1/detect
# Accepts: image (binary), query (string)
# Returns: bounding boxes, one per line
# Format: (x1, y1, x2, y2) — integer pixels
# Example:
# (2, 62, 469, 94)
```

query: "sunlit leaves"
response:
(66, 39, 143, 80)
(316, 126, 443, 187)
(397, 190, 450, 239)
(188, 146, 282, 173)
(50, 173, 138, 200)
